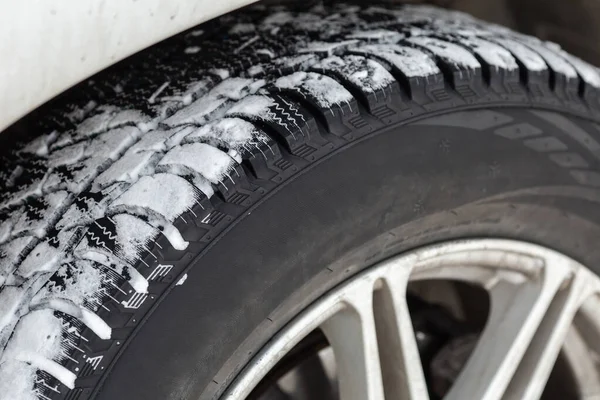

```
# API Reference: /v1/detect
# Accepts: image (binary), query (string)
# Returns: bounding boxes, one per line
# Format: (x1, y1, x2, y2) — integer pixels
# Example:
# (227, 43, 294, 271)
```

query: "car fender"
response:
(0, 0, 256, 133)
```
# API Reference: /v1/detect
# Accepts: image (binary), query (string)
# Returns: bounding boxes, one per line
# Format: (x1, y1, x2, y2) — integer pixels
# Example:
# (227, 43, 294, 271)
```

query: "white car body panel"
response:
(0, 0, 257, 133)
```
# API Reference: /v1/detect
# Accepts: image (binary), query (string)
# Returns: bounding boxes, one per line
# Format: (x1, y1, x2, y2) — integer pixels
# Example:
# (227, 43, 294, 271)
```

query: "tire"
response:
(2, 2, 600, 400)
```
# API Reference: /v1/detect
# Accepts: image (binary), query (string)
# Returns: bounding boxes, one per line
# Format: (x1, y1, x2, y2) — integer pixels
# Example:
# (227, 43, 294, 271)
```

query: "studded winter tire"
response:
(3, 2, 600, 400)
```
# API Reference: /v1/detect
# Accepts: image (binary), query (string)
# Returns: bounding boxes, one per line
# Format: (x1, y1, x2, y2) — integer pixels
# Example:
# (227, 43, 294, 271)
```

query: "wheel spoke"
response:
(503, 269, 594, 400)
(377, 267, 430, 400)
(445, 261, 573, 400)
(320, 280, 385, 400)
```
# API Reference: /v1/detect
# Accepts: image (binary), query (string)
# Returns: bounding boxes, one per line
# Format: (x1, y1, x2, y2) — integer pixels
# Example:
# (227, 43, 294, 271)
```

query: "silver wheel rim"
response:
(223, 239, 600, 400)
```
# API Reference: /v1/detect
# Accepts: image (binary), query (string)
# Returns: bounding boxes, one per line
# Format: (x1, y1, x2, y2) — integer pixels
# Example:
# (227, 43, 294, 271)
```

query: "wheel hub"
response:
(224, 240, 600, 400)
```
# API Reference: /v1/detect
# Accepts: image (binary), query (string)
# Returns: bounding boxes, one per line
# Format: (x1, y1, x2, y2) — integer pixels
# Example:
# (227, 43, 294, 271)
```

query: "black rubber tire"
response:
(2, 2, 600, 400)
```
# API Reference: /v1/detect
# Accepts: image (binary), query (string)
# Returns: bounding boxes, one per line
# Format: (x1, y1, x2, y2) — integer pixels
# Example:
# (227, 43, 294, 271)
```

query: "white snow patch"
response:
(275, 72, 353, 108)
(0, 287, 24, 333)
(28, 258, 113, 339)
(161, 224, 189, 251)
(158, 95, 191, 108)
(248, 79, 266, 94)
(256, 48, 276, 59)
(314, 55, 395, 93)
(159, 143, 235, 185)
(164, 78, 262, 126)
(247, 65, 264, 77)
(156, 164, 214, 199)
(111, 214, 160, 264)
(407, 36, 481, 69)
(0, 360, 39, 400)
(34, 261, 103, 308)
(1, 178, 49, 212)
(155, 79, 212, 112)
(20, 131, 59, 156)
(12, 191, 69, 239)
(56, 107, 148, 145)
(112, 174, 199, 222)
(227, 95, 275, 119)
(346, 29, 404, 43)
(351, 44, 441, 78)
(148, 82, 170, 104)
(110, 110, 148, 128)
(64, 100, 97, 124)
(460, 37, 518, 70)
(94, 150, 158, 188)
(56, 115, 210, 200)
(164, 126, 196, 149)
(273, 54, 318, 70)
(1, 309, 62, 360)
(298, 40, 359, 56)
(488, 38, 547, 72)
(80, 250, 149, 293)
(163, 95, 228, 127)
(16, 351, 76, 389)
(47, 126, 141, 193)
(229, 23, 256, 34)
(48, 142, 86, 168)
(71, 107, 121, 138)
(137, 118, 159, 134)
(518, 38, 577, 79)
(234, 35, 259, 53)
(262, 11, 294, 26)
(57, 188, 123, 231)
(16, 241, 61, 279)
(293, 13, 338, 33)
(184, 46, 201, 54)
(183, 117, 259, 151)
(0, 216, 14, 244)
(175, 273, 188, 286)
(548, 43, 600, 88)
(406, 4, 476, 22)
(79, 249, 111, 265)
(271, 71, 304, 90)
(1, 309, 75, 388)
(80, 306, 111, 339)
(126, 266, 149, 293)
(33, 298, 111, 340)
(129, 129, 170, 153)
(210, 68, 230, 80)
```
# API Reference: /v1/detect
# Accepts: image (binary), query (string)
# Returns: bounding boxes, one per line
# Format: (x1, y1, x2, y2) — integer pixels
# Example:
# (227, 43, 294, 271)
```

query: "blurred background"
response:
(406, 0, 600, 66)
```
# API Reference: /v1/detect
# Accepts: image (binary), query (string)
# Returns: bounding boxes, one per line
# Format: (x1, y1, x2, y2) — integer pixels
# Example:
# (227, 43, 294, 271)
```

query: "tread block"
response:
(517, 38, 582, 104)
(272, 71, 360, 136)
(349, 43, 447, 107)
(109, 174, 202, 223)
(162, 78, 266, 127)
(487, 37, 553, 100)
(406, 36, 488, 101)
(458, 37, 525, 98)
(311, 54, 401, 112)
(226, 93, 332, 160)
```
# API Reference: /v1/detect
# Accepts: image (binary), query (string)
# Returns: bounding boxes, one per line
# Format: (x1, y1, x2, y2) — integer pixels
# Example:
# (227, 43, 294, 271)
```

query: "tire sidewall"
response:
(95, 107, 600, 400)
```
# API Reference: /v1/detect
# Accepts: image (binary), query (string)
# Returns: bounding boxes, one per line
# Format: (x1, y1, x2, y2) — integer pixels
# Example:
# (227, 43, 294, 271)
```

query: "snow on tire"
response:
(0, 2, 600, 400)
